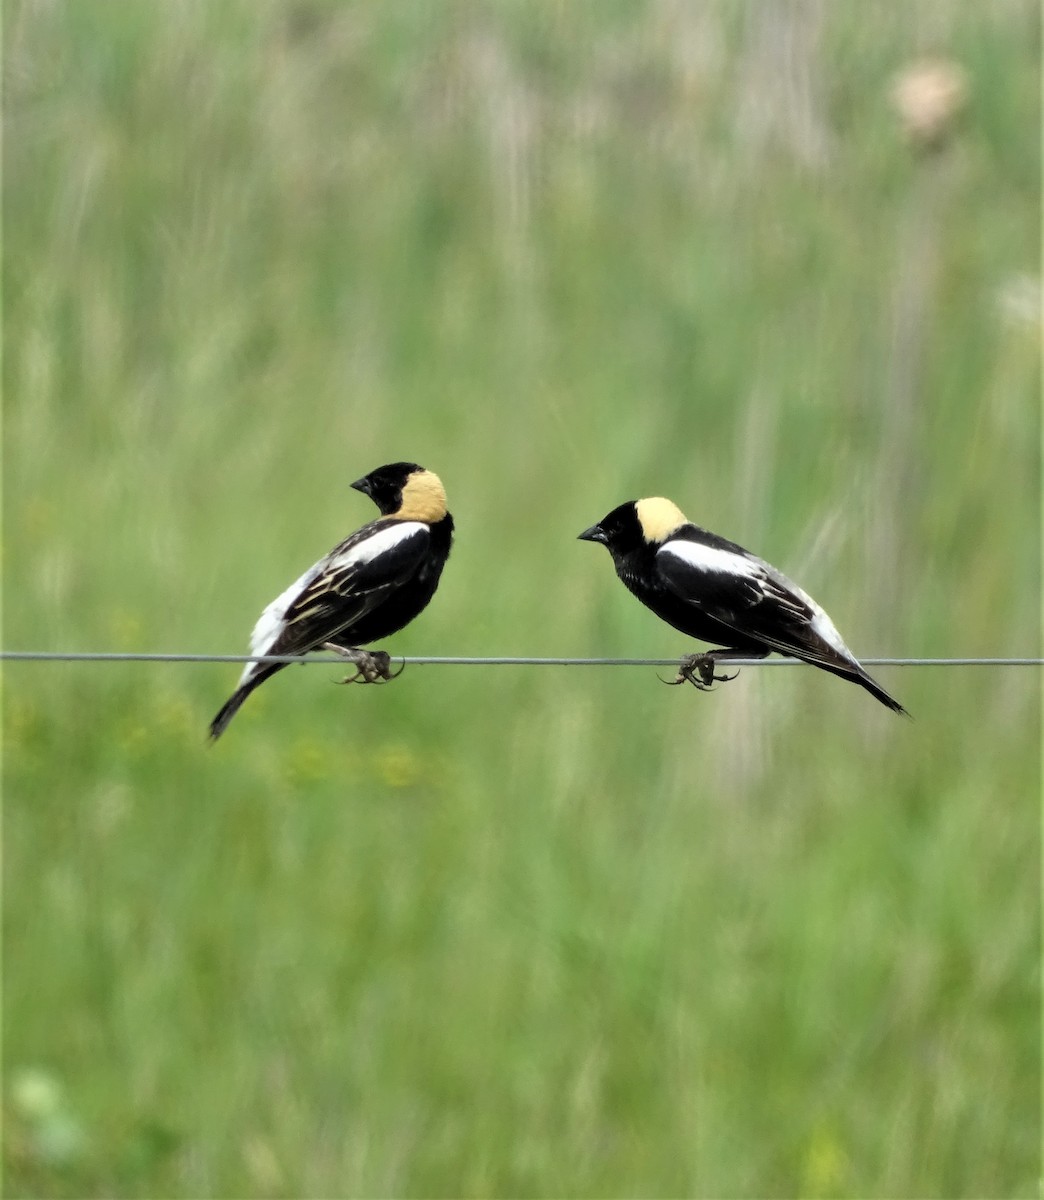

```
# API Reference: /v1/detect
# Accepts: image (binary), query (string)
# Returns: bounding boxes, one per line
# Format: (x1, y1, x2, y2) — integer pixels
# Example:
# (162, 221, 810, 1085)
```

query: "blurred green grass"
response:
(3, 1, 1040, 1197)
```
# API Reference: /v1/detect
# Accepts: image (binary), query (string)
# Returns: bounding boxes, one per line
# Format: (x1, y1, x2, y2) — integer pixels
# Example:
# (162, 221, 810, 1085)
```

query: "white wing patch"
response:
(658, 538, 760, 580)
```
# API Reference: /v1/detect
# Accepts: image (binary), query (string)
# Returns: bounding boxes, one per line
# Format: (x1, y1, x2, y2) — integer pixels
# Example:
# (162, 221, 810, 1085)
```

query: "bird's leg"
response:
(664, 649, 758, 689)
(323, 643, 404, 685)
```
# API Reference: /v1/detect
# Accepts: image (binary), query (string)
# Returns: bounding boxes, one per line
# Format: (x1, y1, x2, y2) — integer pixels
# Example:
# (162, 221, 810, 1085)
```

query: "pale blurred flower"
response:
(803, 1123, 849, 1196)
(375, 742, 423, 789)
(891, 58, 968, 150)
(10, 1067, 88, 1166)
(11, 1068, 62, 1119)
(995, 273, 1042, 329)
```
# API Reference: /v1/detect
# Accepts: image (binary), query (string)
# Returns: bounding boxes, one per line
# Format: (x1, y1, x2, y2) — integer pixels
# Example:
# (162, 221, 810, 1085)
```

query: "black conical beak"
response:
(578, 524, 605, 543)
(350, 475, 371, 496)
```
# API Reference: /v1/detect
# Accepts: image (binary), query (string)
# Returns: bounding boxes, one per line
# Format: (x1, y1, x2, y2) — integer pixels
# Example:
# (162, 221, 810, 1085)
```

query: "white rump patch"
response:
(242, 564, 320, 683)
(762, 571, 858, 662)
(658, 538, 760, 580)
(805, 601, 852, 659)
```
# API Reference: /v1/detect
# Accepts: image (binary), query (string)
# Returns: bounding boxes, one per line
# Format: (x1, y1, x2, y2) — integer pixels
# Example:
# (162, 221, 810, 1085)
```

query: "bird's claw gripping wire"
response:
(660, 652, 740, 690)
(323, 644, 405, 685)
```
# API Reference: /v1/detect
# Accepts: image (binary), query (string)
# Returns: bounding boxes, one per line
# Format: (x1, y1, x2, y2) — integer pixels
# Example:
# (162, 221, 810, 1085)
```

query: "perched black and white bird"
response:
(579, 496, 908, 715)
(209, 462, 454, 740)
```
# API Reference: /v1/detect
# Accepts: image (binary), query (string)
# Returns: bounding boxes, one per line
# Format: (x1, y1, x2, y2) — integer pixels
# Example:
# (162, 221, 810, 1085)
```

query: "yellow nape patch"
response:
(635, 496, 688, 542)
(396, 469, 448, 522)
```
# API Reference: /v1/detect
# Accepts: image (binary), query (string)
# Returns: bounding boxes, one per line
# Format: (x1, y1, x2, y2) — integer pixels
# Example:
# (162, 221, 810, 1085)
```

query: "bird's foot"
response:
(662, 652, 740, 690)
(323, 644, 404, 685)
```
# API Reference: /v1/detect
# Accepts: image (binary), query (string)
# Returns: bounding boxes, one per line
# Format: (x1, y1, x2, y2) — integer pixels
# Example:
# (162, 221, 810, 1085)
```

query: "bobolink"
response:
(579, 496, 908, 715)
(209, 462, 453, 740)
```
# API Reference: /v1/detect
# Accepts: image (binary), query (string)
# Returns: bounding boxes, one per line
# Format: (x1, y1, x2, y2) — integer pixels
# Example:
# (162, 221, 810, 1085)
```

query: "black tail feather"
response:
(852, 667, 910, 717)
(793, 650, 910, 717)
(208, 686, 251, 741)
(791, 644, 910, 717)
(738, 643, 911, 718)
(208, 665, 281, 741)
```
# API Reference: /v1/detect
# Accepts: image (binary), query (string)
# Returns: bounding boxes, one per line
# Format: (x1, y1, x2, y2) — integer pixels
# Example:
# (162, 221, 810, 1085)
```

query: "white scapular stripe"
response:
(327, 521, 425, 570)
(658, 538, 760, 579)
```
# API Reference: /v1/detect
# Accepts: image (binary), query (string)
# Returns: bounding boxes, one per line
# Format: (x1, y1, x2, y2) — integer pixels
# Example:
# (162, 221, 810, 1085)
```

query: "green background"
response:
(4, 2, 1040, 1196)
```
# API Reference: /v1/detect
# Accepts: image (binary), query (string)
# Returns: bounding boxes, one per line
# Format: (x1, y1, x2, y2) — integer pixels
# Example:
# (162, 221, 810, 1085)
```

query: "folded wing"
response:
(253, 520, 432, 663)
(655, 537, 860, 671)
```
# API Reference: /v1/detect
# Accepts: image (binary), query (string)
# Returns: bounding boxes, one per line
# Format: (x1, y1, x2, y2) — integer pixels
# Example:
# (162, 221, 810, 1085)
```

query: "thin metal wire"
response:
(0, 652, 1040, 667)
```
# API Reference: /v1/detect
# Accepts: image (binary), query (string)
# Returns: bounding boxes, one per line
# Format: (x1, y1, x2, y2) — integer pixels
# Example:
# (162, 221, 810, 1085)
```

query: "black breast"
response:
(350, 513, 453, 646)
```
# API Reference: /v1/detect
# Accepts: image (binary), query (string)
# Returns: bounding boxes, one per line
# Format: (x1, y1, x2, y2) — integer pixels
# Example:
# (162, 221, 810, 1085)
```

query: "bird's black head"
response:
(579, 497, 688, 555)
(352, 462, 448, 522)
(578, 501, 643, 555)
